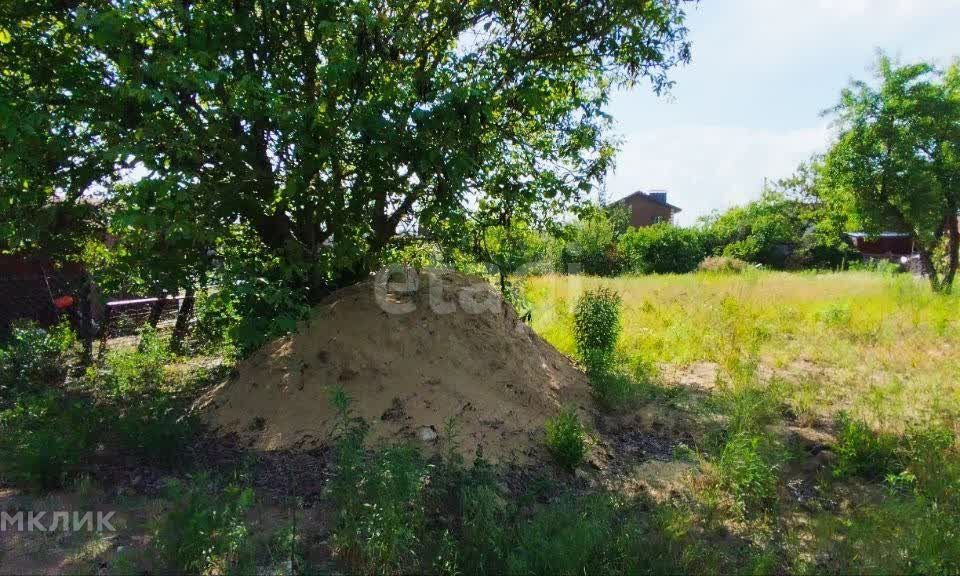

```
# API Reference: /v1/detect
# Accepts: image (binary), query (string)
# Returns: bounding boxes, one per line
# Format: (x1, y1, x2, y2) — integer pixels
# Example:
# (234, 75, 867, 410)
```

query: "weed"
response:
(544, 406, 587, 470)
(86, 326, 169, 399)
(832, 412, 902, 480)
(153, 473, 255, 574)
(112, 395, 197, 466)
(716, 433, 781, 517)
(329, 388, 427, 574)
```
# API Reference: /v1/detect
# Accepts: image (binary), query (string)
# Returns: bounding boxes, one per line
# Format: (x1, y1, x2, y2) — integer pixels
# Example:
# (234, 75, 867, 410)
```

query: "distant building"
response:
(608, 190, 681, 228)
(845, 232, 915, 258)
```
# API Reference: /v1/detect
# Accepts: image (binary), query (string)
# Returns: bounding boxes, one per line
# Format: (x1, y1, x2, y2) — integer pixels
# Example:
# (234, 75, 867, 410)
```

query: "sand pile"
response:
(199, 269, 593, 463)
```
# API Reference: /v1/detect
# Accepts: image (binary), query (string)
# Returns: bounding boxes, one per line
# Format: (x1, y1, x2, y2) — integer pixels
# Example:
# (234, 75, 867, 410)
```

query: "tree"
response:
(1, 0, 692, 301)
(823, 54, 960, 293)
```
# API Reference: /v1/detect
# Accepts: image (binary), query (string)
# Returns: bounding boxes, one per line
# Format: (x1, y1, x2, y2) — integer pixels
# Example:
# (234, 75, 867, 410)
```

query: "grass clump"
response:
(153, 473, 255, 574)
(544, 406, 588, 470)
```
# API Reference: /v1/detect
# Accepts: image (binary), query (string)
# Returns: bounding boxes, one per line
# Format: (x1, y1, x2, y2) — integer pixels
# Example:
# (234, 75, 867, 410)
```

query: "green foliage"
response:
(1, 0, 691, 295)
(818, 424, 960, 574)
(823, 53, 960, 292)
(620, 223, 706, 274)
(88, 327, 169, 399)
(193, 225, 312, 357)
(544, 406, 588, 470)
(697, 256, 750, 274)
(153, 474, 255, 574)
(0, 392, 101, 490)
(716, 433, 780, 517)
(0, 320, 75, 400)
(83, 329, 196, 466)
(833, 412, 902, 480)
(573, 287, 622, 374)
(590, 358, 661, 411)
(555, 207, 623, 276)
(329, 389, 427, 573)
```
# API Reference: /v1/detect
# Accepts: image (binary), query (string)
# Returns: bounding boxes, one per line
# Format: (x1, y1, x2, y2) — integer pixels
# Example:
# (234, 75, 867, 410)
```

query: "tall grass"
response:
(526, 271, 960, 429)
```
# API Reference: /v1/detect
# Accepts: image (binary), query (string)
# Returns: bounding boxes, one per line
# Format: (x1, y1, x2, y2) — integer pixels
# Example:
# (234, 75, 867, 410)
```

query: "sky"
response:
(604, 0, 960, 225)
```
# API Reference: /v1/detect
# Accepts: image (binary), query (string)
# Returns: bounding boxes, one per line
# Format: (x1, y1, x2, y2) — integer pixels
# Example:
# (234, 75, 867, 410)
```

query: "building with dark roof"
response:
(609, 190, 681, 228)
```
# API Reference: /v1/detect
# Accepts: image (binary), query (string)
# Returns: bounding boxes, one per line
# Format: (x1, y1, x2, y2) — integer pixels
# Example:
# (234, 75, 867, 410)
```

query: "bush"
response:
(573, 288, 622, 375)
(153, 474, 255, 574)
(620, 223, 706, 274)
(833, 413, 902, 480)
(698, 256, 749, 274)
(0, 392, 101, 490)
(0, 320, 75, 400)
(545, 406, 587, 470)
(556, 209, 622, 276)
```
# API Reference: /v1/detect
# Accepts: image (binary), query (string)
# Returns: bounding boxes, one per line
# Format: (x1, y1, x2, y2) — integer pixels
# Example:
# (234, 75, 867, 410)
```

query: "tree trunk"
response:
(942, 205, 959, 294)
(171, 287, 196, 354)
(919, 249, 942, 292)
(147, 289, 166, 328)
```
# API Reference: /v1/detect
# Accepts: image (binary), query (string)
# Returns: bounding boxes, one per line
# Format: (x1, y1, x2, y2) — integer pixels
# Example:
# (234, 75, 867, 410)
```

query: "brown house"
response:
(610, 190, 681, 227)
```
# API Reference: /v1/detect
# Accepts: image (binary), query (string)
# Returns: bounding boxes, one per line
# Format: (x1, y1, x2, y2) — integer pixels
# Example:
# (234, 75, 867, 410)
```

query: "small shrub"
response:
(573, 288, 622, 375)
(620, 223, 706, 274)
(716, 433, 780, 517)
(153, 474, 255, 574)
(0, 320, 75, 400)
(698, 256, 749, 274)
(833, 413, 902, 480)
(544, 406, 587, 470)
(0, 392, 101, 490)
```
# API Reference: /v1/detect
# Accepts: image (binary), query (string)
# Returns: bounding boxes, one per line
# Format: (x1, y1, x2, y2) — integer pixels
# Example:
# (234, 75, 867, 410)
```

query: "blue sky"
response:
(604, 0, 960, 225)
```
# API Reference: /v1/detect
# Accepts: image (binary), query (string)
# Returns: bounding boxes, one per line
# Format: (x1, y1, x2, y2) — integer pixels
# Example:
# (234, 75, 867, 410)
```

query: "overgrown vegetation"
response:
(544, 407, 588, 470)
(153, 474, 255, 574)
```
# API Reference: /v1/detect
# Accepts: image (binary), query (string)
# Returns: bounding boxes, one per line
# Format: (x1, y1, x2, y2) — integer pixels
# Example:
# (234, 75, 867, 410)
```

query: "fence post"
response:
(98, 303, 112, 360)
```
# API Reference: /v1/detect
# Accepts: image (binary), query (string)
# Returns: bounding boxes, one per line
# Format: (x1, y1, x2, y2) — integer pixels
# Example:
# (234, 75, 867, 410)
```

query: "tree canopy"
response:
(823, 54, 960, 292)
(1, 0, 692, 299)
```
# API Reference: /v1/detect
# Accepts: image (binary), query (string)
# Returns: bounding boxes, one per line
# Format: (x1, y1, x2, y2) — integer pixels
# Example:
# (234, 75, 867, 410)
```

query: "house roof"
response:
(609, 190, 681, 213)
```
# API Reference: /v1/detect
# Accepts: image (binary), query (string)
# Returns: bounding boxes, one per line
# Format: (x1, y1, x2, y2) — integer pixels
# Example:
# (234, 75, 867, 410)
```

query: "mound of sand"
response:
(199, 269, 593, 463)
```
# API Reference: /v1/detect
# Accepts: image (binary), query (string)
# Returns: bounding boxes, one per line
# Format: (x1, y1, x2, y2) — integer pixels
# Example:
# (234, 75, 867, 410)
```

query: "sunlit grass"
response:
(526, 271, 960, 430)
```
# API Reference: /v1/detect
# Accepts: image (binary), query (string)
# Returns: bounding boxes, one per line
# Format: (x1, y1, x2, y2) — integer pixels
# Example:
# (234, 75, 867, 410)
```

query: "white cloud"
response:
(606, 124, 830, 226)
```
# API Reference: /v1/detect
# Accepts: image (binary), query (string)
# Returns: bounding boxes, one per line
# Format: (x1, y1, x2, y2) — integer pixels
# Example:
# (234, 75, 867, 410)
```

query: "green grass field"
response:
(525, 270, 960, 573)
(527, 270, 960, 430)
